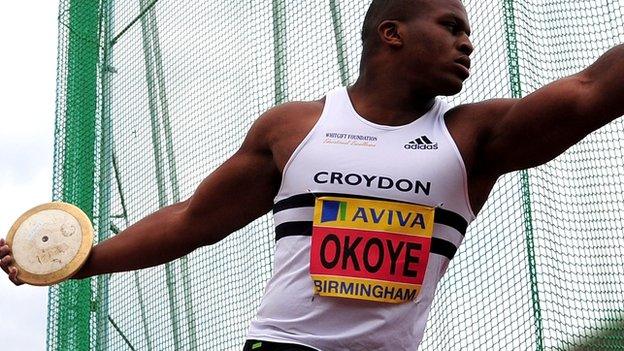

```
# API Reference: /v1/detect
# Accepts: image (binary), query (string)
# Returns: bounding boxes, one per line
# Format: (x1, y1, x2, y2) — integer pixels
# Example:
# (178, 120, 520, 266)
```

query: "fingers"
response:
(8, 266, 23, 286)
(1, 254, 12, 272)
(7, 266, 23, 286)
(0, 238, 23, 286)
(3, 257, 24, 286)
(0, 238, 11, 274)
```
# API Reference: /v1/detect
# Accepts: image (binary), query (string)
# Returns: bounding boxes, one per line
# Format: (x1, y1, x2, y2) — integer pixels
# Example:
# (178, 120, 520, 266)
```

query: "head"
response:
(360, 0, 473, 96)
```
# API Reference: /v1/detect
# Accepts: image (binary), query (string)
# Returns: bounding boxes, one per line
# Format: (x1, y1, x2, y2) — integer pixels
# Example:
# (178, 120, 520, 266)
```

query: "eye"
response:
(443, 22, 458, 33)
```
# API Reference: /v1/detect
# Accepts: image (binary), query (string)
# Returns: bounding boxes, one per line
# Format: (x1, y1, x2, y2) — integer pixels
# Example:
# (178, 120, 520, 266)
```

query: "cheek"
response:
(416, 34, 448, 59)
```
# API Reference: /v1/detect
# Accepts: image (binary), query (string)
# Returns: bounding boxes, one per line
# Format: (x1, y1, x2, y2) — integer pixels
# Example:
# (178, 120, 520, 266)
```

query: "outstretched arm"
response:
(71, 113, 282, 279)
(468, 44, 624, 178)
(0, 109, 282, 284)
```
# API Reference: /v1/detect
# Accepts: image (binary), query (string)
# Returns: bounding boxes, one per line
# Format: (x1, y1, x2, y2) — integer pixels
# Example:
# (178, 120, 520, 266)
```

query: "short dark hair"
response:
(361, 0, 423, 55)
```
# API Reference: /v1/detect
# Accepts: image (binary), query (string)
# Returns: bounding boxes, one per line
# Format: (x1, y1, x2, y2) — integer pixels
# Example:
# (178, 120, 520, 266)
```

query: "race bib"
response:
(310, 196, 435, 303)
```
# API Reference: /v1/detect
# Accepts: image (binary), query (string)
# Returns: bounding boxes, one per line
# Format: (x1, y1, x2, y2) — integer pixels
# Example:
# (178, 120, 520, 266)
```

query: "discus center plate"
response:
(6, 202, 93, 286)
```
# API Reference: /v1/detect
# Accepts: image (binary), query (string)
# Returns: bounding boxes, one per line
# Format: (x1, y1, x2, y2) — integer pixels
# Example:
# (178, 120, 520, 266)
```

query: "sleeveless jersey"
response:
(246, 87, 476, 351)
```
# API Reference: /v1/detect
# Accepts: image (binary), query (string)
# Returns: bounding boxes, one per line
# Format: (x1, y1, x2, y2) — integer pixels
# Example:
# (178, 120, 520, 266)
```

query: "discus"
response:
(5, 202, 93, 286)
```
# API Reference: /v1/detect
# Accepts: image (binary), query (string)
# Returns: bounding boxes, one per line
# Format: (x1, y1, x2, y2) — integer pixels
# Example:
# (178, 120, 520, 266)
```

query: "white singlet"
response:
(246, 87, 476, 351)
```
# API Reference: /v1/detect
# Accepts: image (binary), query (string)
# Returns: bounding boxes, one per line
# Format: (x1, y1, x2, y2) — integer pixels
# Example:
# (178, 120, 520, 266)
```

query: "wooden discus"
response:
(6, 202, 93, 286)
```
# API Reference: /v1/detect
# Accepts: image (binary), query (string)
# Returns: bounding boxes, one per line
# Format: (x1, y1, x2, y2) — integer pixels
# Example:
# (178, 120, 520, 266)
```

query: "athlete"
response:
(2, 0, 623, 350)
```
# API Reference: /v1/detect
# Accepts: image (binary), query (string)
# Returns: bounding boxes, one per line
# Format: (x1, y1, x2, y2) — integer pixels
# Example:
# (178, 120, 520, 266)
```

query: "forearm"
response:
(581, 43, 624, 119)
(72, 201, 198, 279)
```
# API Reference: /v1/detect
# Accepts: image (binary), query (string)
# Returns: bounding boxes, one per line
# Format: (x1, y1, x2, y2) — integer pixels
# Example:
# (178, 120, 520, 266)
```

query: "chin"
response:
(431, 73, 466, 96)
(438, 81, 464, 96)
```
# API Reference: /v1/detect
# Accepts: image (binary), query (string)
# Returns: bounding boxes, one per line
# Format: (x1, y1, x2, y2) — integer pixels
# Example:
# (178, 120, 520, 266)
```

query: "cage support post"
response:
(329, 0, 350, 86)
(53, 0, 103, 349)
(272, 0, 288, 104)
(502, 1, 544, 350)
(95, 0, 116, 349)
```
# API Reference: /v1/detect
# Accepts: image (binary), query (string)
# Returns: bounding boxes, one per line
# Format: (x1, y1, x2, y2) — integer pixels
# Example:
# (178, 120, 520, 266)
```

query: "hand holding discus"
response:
(1, 202, 93, 286)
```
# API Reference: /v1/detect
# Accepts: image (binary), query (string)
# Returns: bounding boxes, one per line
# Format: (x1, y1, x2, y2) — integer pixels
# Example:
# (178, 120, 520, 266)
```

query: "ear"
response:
(377, 20, 403, 48)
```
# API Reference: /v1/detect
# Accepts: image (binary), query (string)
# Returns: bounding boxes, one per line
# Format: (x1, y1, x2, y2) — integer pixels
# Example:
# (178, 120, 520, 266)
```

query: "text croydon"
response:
(313, 171, 432, 196)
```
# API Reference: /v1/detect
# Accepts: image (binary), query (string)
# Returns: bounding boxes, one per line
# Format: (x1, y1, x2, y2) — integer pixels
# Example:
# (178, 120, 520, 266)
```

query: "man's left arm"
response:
(474, 44, 624, 177)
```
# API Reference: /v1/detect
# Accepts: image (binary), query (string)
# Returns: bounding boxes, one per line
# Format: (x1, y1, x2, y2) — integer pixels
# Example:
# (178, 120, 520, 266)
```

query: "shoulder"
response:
(238, 99, 325, 164)
(259, 99, 325, 126)
(445, 98, 518, 126)
(441, 98, 519, 174)
(444, 98, 519, 142)
(251, 99, 325, 145)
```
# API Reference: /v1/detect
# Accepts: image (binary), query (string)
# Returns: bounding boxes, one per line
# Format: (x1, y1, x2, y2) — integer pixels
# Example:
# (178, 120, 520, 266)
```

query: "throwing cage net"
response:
(48, 0, 624, 350)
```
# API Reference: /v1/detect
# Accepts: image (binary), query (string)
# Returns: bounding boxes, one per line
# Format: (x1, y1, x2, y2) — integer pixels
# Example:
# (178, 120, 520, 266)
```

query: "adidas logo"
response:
(404, 135, 438, 150)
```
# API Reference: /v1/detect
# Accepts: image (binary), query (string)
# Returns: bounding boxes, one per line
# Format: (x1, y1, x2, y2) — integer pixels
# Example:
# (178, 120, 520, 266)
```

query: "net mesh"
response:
(47, 0, 624, 350)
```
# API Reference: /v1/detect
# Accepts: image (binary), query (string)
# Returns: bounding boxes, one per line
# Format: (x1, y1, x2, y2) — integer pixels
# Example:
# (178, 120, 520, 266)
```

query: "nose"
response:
(458, 35, 474, 56)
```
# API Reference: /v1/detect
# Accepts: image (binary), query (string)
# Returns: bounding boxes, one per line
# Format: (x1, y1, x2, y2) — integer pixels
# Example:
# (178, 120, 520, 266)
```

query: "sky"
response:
(0, 2, 58, 350)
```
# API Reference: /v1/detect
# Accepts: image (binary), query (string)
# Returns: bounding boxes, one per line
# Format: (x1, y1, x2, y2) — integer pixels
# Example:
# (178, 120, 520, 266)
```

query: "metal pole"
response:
(95, 0, 115, 349)
(272, 0, 288, 104)
(138, 0, 183, 348)
(111, 151, 155, 350)
(144, 7, 198, 349)
(329, 0, 350, 86)
(503, 1, 543, 350)
(53, 0, 102, 349)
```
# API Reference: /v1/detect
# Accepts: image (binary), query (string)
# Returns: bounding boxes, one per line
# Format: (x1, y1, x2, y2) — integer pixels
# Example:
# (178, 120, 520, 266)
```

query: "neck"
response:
(348, 67, 437, 126)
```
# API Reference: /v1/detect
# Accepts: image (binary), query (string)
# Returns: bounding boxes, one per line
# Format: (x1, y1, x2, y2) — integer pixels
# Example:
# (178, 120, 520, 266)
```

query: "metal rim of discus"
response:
(6, 202, 93, 286)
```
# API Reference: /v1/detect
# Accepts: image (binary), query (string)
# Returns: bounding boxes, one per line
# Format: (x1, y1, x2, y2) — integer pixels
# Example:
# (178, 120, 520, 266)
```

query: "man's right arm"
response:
(2, 107, 283, 283)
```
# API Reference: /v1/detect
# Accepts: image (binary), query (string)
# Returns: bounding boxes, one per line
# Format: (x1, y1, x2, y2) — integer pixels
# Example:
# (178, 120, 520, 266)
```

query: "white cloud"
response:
(0, 2, 58, 350)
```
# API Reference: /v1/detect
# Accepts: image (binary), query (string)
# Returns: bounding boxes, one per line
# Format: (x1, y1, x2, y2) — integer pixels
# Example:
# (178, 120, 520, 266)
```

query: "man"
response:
(1, 0, 623, 349)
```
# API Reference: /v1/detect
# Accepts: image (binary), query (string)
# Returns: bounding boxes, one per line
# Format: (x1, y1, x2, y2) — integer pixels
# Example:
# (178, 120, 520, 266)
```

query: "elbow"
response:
(576, 71, 623, 120)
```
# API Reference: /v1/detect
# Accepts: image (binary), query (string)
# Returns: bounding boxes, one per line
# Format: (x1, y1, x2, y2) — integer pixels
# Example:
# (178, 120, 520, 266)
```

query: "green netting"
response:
(48, 0, 624, 350)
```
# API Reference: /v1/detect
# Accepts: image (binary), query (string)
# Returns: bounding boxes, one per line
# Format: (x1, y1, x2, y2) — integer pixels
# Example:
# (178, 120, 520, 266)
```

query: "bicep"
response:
(480, 73, 602, 176)
(180, 118, 281, 246)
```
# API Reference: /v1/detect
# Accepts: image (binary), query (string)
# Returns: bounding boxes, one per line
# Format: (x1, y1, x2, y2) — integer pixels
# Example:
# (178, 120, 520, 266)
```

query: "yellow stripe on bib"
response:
(313, 196, 435, 237)
(312, 275, 422, 303)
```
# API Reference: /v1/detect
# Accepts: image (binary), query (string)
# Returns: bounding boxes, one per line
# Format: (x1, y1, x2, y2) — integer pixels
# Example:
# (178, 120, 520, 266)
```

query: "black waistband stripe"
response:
(273, 193, 468, 235)
(275, 221, 313, 241)
(273, 193, 315, 213)
(430, 237, 458, 260)
(434, 210, 468, 234)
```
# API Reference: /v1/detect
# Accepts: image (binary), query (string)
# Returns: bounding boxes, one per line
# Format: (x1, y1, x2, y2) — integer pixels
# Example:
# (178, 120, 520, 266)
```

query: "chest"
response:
(279, 121, 465, 210)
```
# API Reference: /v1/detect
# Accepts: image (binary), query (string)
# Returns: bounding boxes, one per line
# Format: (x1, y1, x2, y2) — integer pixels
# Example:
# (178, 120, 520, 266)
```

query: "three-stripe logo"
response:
(404, 135, 438, 150)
